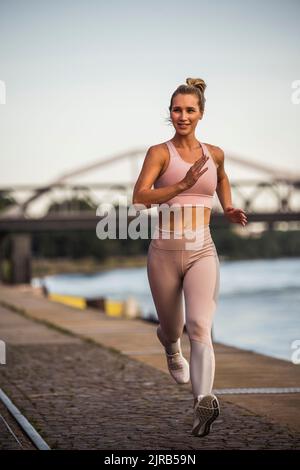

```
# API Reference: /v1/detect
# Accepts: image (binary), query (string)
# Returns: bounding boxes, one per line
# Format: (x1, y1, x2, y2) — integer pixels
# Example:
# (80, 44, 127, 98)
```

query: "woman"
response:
(132, 77, 247, 437)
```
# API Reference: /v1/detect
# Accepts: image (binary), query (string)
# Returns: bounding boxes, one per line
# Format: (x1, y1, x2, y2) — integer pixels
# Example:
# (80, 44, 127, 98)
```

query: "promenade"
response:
(0, 284, 299, 450)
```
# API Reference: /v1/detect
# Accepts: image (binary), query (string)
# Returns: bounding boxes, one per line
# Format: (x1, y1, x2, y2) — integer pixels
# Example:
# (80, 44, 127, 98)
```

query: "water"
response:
(32, 257, 300, 363)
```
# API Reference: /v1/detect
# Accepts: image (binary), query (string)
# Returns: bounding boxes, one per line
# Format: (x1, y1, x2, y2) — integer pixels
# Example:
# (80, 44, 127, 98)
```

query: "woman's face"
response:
(170, 93, 203, 134)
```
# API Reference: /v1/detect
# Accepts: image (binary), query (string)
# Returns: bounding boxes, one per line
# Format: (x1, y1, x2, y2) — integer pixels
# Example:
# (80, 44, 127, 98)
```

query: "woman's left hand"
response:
(224, 206, 248, 226)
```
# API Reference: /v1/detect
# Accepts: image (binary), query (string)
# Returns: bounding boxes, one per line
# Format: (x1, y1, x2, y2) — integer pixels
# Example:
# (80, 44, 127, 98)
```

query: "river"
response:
(32, 256, 300, 363)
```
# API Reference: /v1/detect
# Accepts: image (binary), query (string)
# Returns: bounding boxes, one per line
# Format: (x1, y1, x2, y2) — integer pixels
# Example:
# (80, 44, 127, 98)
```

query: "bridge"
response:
(0, 145, 299, 284)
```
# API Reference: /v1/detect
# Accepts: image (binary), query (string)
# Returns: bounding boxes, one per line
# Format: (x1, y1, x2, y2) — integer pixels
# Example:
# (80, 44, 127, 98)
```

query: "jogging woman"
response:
(132, 77, 247, 437)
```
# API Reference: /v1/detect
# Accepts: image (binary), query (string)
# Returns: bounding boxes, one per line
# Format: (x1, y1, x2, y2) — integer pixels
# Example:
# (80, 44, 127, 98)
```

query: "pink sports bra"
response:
(153, 139, 218, 209)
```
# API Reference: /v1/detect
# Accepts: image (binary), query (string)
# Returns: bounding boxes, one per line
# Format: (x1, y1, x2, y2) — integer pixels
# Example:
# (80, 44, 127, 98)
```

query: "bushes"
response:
(30, 228, 300, 261)
(214, 228, 300, 260)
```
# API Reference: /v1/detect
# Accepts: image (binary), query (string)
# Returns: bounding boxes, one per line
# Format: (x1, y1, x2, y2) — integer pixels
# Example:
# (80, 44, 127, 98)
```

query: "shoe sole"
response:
(192, 395, 220, 437)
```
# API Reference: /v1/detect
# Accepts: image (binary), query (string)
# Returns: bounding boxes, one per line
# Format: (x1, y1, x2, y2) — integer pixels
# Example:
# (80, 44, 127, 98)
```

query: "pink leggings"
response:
(146, 224, 220, 398)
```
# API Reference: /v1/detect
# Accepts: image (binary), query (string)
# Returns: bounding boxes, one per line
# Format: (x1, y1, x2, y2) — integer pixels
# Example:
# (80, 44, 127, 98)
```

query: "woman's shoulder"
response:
(146, 141, 169, 163)
(143, 142, 169, 172)
(203, 142, 225, 168)
(148, 141, 169, 154)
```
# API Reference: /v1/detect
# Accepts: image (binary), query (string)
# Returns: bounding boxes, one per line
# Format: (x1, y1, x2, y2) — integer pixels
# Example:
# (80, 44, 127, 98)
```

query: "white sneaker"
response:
(156, 326, 190, 384)
(165, 350, 190, 384)
(192, 393, 220, 437)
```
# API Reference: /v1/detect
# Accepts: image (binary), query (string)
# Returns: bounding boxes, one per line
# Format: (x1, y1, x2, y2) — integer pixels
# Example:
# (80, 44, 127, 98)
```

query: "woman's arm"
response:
(214, 147, 233, 212)
(213, 146, 248, 226)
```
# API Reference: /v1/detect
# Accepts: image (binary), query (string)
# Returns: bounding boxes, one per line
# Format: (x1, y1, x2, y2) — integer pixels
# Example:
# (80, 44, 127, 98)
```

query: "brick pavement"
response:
(0, 305, 299, 450)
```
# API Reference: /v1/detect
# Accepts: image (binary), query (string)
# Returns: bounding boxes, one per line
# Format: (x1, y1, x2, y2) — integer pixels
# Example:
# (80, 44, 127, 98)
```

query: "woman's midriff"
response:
(158, 206, 211, 233)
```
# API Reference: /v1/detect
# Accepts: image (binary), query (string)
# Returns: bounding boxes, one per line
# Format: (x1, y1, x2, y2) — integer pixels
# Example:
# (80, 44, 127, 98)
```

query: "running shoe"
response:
(165, 350, 190, 384)
(192, 393, 220, 437)
(156, 326, 190, 384)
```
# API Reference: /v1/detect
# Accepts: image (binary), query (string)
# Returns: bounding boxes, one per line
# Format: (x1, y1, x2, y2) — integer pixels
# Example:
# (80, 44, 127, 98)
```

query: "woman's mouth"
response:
(178, 124, 189, 128)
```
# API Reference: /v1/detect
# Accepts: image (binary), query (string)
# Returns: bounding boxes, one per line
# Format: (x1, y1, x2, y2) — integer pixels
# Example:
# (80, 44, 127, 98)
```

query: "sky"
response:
(0, 0, 299, 194)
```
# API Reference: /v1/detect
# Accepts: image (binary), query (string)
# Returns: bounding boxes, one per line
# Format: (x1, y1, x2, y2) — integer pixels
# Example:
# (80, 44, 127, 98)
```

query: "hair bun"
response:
(186, 77, 206, 94)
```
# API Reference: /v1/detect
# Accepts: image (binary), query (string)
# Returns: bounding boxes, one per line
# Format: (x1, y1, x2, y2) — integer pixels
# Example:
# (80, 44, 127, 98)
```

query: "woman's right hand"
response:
(179, 155, 209, 190)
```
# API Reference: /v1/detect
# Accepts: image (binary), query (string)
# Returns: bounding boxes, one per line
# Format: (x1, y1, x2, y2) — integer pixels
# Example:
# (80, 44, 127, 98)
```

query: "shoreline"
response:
(31, 253, 299, 278)
(31, 255, 150, 278)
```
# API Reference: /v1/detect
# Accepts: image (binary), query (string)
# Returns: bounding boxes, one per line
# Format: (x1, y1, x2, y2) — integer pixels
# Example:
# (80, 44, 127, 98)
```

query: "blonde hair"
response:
(168, 77, 207, 114)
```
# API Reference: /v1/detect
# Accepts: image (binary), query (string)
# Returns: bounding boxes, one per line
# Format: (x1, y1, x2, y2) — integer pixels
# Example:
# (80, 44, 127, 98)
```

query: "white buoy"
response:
(122, 296, 141, 319)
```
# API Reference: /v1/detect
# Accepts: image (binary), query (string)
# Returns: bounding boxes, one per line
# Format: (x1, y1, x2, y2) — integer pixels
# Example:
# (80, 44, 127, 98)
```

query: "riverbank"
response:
(28, 256, 300, 363)
(31, 255, 149, 277)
